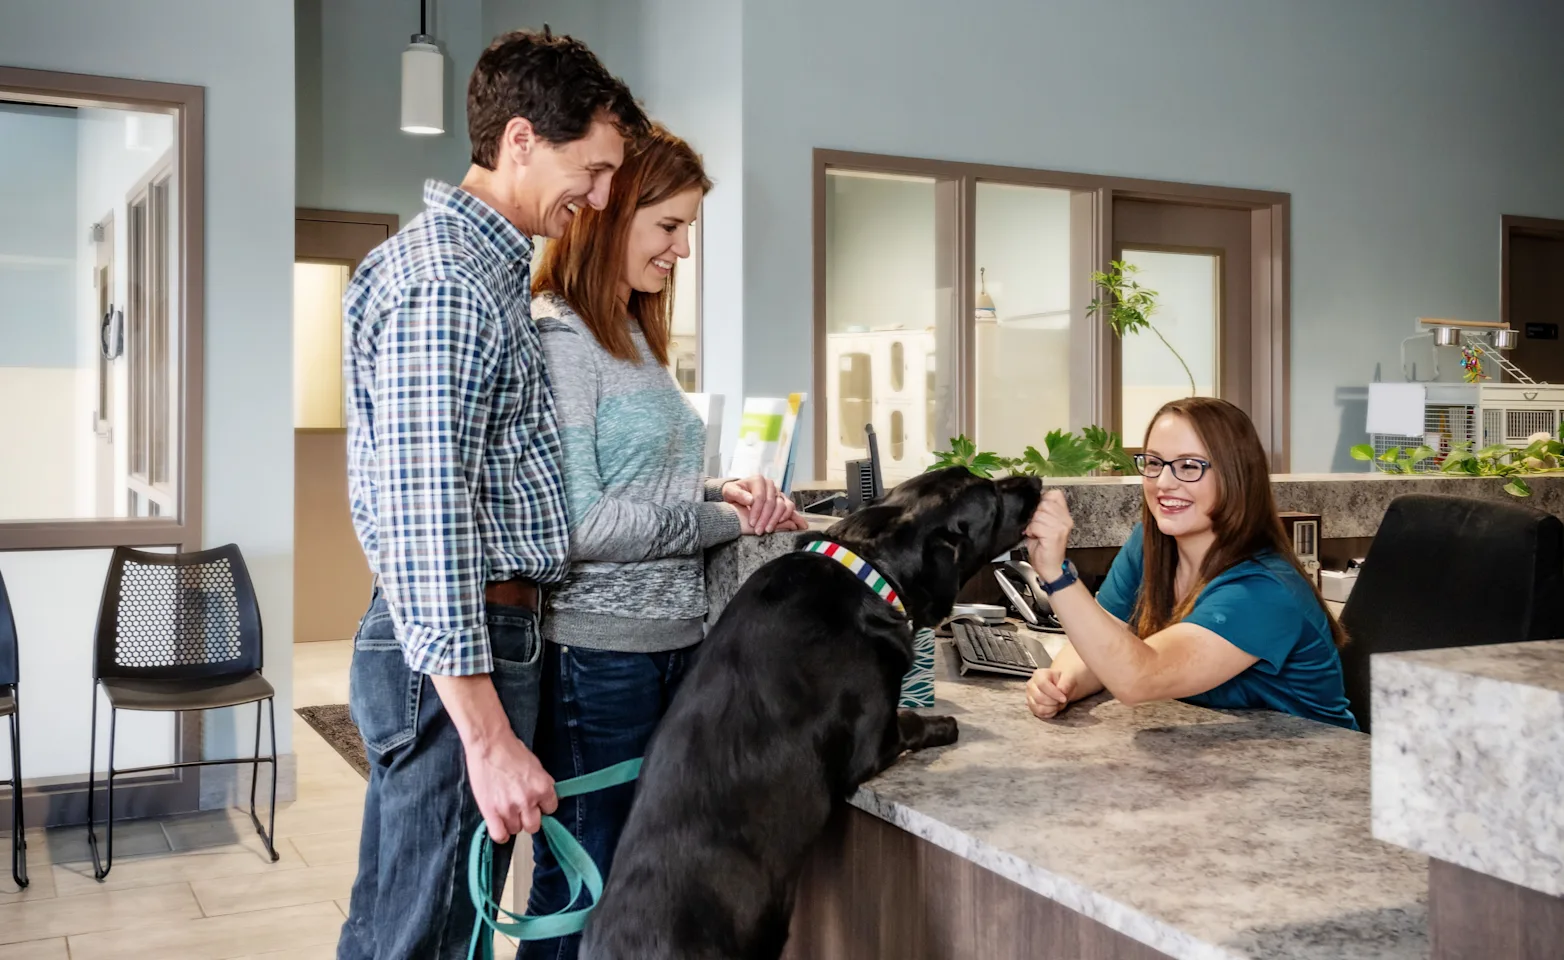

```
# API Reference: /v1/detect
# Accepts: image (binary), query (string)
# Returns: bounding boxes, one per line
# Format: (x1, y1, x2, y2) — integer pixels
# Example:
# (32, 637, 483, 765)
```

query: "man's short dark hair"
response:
(467, 29, 649, 169)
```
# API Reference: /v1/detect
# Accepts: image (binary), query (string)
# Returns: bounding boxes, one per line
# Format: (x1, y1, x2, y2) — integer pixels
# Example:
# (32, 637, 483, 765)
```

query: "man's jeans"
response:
(337, 589, 544, 960)
(518, 642, 695, 960)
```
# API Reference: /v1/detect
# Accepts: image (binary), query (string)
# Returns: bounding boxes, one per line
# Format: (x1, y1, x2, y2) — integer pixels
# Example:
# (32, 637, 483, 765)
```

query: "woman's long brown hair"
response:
(533, 123, 712, 365)
(1131, 397, 1348, 649)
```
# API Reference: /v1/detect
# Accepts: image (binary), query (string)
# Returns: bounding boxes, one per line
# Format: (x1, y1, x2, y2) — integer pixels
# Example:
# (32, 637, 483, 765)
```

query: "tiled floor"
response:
(0, 639, 522, 960)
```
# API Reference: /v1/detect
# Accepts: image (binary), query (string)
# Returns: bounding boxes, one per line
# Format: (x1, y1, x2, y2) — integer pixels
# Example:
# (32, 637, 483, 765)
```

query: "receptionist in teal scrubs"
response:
(1022, 397, 1358, 730)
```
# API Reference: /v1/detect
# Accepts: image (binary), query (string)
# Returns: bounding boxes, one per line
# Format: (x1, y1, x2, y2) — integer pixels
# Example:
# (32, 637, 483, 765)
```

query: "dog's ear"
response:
(834, 504, 903, 544)
(908, 530, 962, 628)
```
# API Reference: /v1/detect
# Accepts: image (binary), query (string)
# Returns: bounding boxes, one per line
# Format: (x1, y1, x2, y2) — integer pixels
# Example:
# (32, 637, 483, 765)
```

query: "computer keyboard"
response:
(951, 622, 1039, 678)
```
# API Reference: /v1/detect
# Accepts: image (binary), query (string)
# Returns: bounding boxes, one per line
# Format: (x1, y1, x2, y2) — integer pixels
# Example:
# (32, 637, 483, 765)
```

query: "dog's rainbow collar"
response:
(802, 540, 905, 615)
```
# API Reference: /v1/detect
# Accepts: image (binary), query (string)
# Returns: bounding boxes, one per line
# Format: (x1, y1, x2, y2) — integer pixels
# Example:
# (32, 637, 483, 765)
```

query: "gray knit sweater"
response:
(534, 292, 741, 651)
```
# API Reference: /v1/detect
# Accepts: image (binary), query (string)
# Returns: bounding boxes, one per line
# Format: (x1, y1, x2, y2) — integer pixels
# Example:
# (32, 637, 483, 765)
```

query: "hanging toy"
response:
(1460, 343, 1488, 383)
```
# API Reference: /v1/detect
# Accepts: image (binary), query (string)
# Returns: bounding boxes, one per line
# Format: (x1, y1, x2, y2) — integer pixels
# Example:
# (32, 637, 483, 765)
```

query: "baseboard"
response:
(198, 752, 298, 810)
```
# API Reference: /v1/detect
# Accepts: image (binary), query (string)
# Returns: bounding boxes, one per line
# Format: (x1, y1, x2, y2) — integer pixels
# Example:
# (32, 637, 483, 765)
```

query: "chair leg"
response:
(247, 698, 279, 862)
(90, 703, 117, 881)
(9, 712, 25, 889)
(86, 681, 103, 880)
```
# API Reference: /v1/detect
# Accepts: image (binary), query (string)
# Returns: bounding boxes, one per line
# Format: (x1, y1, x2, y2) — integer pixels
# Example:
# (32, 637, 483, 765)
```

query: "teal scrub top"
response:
(1094, 524, 1359, 731)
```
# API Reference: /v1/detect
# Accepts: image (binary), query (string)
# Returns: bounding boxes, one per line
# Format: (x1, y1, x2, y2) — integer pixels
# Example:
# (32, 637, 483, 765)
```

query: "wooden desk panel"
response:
(784, 805, 1171, 960)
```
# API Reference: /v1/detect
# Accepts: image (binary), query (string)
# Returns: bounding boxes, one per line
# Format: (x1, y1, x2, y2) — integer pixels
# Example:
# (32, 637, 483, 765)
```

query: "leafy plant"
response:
(1082, 425, 1138, 475)
(929, 434, 1012, 479)
(1349, 444, 1437, 475)
(1087, 260, 1197, 396)
(930, 429, 1135, 480)
(1013, 430, 1098, 477)
(1351, 431, 1564, 497)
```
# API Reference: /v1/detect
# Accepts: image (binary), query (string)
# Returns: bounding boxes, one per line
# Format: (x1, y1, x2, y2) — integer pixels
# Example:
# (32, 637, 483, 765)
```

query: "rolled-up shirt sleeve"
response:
(371, 279, 499, 676)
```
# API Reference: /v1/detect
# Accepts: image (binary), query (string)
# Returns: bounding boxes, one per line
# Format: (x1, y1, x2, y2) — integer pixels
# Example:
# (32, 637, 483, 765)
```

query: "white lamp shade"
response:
(401, 41, 444, 135)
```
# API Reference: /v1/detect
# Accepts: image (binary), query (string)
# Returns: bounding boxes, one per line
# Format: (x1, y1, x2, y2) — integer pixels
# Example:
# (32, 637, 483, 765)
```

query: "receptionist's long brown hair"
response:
(1131, 397, 1348, 649)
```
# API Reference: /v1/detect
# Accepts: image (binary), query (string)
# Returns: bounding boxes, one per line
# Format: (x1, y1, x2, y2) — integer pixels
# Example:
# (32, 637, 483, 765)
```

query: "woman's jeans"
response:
(518, 641, 696, 960)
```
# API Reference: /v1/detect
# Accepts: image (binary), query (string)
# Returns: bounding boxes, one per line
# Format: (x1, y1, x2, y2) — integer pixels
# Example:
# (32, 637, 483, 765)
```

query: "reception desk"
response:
(773, 638, 1426, 960)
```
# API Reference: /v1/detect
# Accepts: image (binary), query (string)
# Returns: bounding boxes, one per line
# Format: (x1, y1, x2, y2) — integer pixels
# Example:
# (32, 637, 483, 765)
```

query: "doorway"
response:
(1111, 201, 1252, 449)
(293, 208, 396, 644)
(1503, 215, 1564, 385)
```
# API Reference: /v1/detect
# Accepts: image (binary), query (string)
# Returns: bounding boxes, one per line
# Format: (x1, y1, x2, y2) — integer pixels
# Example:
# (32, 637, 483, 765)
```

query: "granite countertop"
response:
(705, 522, 825, 624)
(849, 639, 1428, 960)
(1371, 640, 1564, 896)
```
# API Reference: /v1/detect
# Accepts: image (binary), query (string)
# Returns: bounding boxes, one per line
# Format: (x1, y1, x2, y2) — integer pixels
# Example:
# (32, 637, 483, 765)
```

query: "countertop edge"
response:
(1370, 652, 1564, 897)
(847, 788, 1247, 960)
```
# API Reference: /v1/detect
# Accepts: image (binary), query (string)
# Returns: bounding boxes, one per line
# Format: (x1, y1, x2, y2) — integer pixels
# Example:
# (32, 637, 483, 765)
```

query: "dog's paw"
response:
(921, 714, 959, 748)
(899, 709, 959, 751)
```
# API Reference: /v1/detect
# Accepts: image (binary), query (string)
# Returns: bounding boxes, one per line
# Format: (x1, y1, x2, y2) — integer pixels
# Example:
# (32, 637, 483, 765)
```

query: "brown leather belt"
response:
(485, 577, 541, 611)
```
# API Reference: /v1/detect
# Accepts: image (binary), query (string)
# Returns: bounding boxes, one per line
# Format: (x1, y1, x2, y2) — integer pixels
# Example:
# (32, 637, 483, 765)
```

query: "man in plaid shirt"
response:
(337, 30, 648, 960)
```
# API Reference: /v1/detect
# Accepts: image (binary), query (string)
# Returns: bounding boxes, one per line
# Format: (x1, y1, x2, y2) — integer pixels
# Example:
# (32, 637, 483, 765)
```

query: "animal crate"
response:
(1368, 384, 1479, 473)
(1476, 383, 1564, 446)
(1368, 383, 1564, 473)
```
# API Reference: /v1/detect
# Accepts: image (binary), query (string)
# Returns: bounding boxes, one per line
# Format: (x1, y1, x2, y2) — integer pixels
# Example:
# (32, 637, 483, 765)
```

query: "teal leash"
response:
(466, 757, 643, 959)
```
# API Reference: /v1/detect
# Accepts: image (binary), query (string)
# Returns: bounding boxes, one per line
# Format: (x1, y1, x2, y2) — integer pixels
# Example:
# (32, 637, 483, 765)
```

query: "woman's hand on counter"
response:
(1024, 490, 1073, 578)
(1025, 667, 1074, 720)
(729, 501, 809, 536)
(723, 475, 798, 534)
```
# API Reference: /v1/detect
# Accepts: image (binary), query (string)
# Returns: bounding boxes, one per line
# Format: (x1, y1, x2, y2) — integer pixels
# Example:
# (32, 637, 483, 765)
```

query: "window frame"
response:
(812, 149, 1292, 477)
(0, 66, 204, 551)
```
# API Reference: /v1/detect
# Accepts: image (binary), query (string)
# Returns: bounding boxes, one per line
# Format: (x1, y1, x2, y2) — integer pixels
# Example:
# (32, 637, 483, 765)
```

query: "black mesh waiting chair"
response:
(1, 570, 28, 889)
(1340, 494, 1564, 733)
(87, 544, 279, 880)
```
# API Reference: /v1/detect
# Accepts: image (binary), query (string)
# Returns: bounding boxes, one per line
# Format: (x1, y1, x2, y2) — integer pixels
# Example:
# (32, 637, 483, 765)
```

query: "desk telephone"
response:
(944, 558, 1063, 679)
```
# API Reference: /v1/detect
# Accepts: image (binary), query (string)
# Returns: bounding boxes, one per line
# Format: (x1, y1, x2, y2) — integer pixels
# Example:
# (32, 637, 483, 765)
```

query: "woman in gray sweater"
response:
(522, 125, 802, 960)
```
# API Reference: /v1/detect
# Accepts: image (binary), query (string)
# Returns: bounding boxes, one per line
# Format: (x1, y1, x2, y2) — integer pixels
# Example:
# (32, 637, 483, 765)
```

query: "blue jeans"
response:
(337, 589, 544, 960)
(518, 641, 696, 960)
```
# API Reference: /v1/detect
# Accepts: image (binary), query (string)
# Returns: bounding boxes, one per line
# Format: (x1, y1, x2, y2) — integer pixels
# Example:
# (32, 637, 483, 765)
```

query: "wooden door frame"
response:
(296, 207, 399, 262)
(813, 149, 1291, 475)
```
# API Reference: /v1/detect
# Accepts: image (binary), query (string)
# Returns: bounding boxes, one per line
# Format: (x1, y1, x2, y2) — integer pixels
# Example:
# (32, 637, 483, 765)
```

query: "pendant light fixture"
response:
(400, 0, 443, 135)
(975, 267, 997, 321)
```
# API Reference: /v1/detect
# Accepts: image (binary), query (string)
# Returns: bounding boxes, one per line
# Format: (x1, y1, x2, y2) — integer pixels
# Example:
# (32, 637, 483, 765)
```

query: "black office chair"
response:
(0, 570, 28, 889)
(1340, 494, 1564, 733)
(86, 544, 279, 880)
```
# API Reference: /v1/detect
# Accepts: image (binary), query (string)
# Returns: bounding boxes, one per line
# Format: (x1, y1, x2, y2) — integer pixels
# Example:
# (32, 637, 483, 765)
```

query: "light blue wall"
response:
(297, 0, 485, 226)
(741, 0, 1564, 473)
(0, 105, 77, 367)
(0, 0, 298, 758)
(617, 0, 746, 463)
(483, 0, 609, 57)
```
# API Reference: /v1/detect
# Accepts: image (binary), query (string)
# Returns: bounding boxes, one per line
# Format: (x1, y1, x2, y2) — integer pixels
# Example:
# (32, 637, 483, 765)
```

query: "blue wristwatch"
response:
(1040, 559, 1079, 596)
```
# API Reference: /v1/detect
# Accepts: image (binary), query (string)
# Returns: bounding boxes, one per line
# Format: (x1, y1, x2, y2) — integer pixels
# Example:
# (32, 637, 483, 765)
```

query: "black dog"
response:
(580, 467, 1043, 960)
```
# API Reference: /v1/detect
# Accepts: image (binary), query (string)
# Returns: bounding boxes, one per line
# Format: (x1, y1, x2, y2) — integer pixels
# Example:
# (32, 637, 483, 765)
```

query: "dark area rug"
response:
(297, 704, 370, 780)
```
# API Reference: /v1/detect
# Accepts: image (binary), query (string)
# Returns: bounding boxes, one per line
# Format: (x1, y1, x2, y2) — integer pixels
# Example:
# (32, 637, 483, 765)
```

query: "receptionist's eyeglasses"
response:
(1133, 454, 1212, 483)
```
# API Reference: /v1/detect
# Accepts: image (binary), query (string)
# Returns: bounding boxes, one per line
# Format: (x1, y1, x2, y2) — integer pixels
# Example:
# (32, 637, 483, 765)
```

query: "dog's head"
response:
(821, 467, 1043, 628)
